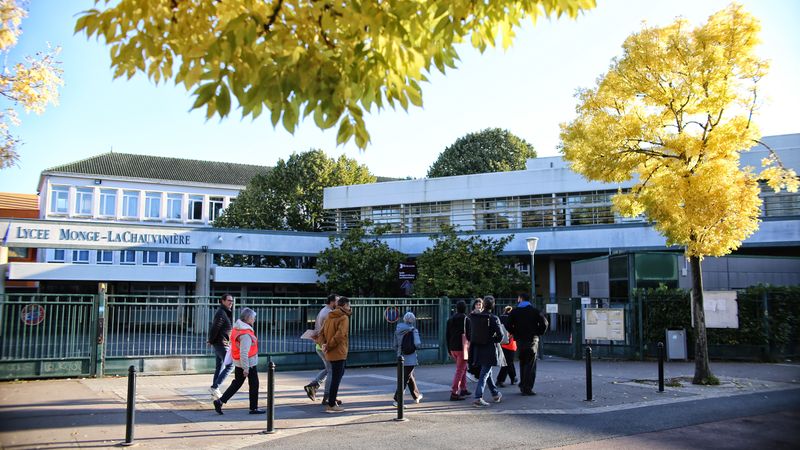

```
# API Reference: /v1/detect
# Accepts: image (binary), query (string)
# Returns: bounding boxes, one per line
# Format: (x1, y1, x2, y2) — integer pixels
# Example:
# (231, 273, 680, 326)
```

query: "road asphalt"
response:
(1, 357, 798, 449)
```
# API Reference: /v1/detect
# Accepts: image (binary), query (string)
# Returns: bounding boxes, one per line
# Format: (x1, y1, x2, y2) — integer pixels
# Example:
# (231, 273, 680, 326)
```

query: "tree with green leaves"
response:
(215, 149, 374, 231)
(560, 5, 797, 384)
(75, 0, 594, 151)
(427, 128, 536, 178)
(415, 225, 527, 298)
(316, 223, 405, 297)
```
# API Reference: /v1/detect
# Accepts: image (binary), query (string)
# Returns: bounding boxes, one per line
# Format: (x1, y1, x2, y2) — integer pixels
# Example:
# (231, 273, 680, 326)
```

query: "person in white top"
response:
(303, 294, 339, 405)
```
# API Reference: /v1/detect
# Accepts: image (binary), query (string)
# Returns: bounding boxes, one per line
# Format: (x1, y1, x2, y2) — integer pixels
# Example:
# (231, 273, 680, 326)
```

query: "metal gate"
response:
(0, 294, 97, 379)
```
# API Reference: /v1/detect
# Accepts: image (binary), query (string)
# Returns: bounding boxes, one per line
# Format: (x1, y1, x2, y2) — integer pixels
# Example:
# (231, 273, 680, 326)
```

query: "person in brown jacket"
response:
(319, 296, 352, 413)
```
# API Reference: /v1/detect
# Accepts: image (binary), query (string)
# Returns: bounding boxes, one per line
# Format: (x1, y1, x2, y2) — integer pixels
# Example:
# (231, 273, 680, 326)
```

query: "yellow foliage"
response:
(75, 0, 595, 150)
(0, 0, 63, 169)
(560, 3, 797, 258)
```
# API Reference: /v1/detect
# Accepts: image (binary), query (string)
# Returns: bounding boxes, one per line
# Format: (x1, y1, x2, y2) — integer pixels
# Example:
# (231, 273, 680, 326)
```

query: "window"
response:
(72, 250, 90, 263)
(166, 194, 182, 220)
(75, 188, 93, 215)
(145, 192, 161, 219)
(122, 191, 139, 218)
(209, 196, 224, 222)
(99, 189, 117, 216)
(143, 251, 159, 265)
(50, 249, 65, 262)
(121, 250, 136, 264)
(97, 250, 113, 264)
(190, 252, 197, 265)
(188, 195, 203, 220)
(165, 252, 180, 265)
(50, 186, 69, 214)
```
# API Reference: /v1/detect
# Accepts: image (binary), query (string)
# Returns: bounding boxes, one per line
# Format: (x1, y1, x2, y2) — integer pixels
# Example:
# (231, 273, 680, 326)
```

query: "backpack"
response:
(534, 311, 549, 336)
(401, 329, 417, 355)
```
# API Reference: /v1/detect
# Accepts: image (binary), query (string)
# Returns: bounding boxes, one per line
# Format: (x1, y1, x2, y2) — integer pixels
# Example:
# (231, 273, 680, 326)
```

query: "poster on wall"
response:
(583, 307, 625, 341)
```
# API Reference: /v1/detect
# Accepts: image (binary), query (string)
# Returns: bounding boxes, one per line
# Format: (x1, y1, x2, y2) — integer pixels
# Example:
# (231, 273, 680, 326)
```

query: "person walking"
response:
(445, 300, 469, 400)
(496, 305, 518, 387)
(207, 294, 234, 400)
(466, 297, 483, 382)
(319, 296, 352, 413)
(507, 293, 548, 396)
(393, 311, 423, 406)
(303, 294, 339, 405)
(467, 296, 504, 408)
(213, 308, 265, 415)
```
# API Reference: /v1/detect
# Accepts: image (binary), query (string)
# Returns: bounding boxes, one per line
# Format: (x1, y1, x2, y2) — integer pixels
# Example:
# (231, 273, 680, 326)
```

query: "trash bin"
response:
(665, 329, 687, 361)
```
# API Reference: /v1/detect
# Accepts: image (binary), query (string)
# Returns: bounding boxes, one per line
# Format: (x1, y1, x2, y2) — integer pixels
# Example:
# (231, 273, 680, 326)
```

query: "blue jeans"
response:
(211, 343, 233, 389)
(475, 364, 499, 399)
(313, 346, 333, 399)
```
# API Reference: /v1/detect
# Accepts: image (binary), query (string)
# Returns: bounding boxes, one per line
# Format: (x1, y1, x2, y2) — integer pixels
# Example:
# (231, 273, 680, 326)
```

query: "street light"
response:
(526, 237, 539, 300)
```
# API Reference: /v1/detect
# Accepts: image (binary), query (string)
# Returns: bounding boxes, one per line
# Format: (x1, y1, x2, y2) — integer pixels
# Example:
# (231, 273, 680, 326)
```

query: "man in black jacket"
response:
(208, 294, 234, 400)
(507, 293, 546, 396)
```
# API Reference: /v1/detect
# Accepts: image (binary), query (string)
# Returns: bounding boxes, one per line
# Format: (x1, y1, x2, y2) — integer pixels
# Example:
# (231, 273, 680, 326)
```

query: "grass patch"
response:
(693, 374, 721, 385)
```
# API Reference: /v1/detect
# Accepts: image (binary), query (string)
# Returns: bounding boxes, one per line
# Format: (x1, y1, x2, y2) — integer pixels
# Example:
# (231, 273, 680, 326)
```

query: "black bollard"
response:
(657, 342, 665, 393)
(264, 357, 276, 434)
(584, 346, 593, 402)
(121, 365, 136, 446)
(393, 355, 407, 422)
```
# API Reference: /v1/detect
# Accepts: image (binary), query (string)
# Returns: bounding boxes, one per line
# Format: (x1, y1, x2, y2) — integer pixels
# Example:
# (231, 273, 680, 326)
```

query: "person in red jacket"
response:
(213, 307, 264, 415)
(496, 305, 518, 387)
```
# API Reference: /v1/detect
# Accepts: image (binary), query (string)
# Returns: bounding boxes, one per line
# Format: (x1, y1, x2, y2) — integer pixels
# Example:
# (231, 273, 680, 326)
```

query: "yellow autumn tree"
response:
(560, 4, 798, 384)
(75, 0, 594, 150)
(0, 0, 63, 169)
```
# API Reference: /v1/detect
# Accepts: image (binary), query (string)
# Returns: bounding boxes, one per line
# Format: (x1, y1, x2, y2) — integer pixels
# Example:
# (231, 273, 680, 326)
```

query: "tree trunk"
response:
(690, 255, 713, 384)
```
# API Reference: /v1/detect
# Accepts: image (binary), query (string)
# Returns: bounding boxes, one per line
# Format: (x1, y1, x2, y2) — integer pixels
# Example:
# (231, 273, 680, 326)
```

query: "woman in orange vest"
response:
(496, 305, 518, 387)
(213, 307, 264, 414)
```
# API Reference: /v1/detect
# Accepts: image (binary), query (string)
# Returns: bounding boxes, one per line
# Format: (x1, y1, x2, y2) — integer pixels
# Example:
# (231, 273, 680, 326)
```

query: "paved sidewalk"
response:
(1, 358, 798, 449)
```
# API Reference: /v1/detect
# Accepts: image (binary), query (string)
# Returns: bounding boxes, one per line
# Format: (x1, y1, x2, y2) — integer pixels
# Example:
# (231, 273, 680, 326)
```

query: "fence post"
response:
(438, 297, 450, 363)
(761, 291, 771, 361)
(572, 298, 582, 360)
(94, 283, 107, 378)
(584, 346, 593, 402)
(657, 342, 664, 393)
(393, 355, 407, 421)
(121, 365, 136, 446)
(264, 357, 276, 434)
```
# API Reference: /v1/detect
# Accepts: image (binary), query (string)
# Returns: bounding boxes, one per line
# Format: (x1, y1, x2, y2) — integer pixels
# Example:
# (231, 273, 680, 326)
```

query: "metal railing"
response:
(0, 294, 96, 361)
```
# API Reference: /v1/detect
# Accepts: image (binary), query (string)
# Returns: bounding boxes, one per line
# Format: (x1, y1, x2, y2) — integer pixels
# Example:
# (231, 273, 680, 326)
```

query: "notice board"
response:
(584, 307, 625, 341)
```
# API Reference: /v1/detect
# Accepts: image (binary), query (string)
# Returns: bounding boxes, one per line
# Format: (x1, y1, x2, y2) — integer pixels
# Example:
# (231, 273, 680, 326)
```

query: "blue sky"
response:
(1, 0, 798, 193)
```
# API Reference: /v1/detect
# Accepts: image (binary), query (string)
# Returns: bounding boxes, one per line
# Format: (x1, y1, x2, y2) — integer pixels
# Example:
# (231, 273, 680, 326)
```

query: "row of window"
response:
(50, 249, 193, 265)
(323, 187, 800, 233)
(49, 186, 227, 222)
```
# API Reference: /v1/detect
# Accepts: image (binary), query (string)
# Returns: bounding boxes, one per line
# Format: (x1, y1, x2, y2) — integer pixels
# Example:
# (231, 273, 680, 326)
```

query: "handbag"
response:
(222, 346, 233, 366)
(461, 333, 470, 360)
(498, 322, 510, 345)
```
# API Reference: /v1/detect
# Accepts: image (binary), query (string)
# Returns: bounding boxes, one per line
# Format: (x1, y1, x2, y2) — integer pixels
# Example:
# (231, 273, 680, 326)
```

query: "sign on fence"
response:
(20, 304, 45, 326)
(583, 307, 625, 341)
(384, 307, 400, 323)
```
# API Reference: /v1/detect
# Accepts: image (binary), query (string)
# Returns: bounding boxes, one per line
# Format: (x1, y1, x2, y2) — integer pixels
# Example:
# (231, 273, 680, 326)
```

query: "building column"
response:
(0, 246, 7, 295)
(548, 258, 557, 331)
(193, 249, 212, 334)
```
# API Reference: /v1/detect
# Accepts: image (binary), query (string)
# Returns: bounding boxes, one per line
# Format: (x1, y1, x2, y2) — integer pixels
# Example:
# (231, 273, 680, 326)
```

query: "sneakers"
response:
(492, 392, 503, 403)
(511, 378, 518, 385)
(321, 398, 342, 406)
(466, 373, 478, 382)
(472, 398, 489, 408)
(459, 390, 472, 397)
(213, 399, 223, 415)
(209, 387, 222, 400)
(392, 400, 398, 407)
(325, 405, 345, 413)
(414, 394, 424, 404)
(496, 381, 506, 388)
(249, 408, 266, 414)
(303, 383, 318, 401)
(449, 393, 466, 401)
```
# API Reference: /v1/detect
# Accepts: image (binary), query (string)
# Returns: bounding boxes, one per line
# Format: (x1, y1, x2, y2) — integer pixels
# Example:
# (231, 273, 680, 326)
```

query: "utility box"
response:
(666, 329, 687, 361)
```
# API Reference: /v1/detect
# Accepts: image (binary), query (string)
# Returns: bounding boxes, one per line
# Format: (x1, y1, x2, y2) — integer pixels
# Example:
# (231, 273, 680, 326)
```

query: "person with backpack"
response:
(445, 300, 469, 401)
(507, 293, 548, 396)
(496, 305, 518, 387)
(393, 311, 423, 406)
(466, 296, 504, 408)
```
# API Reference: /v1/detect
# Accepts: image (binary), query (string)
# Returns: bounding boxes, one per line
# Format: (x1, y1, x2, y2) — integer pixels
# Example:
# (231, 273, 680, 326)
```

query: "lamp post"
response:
(526, 237, 539, 300)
